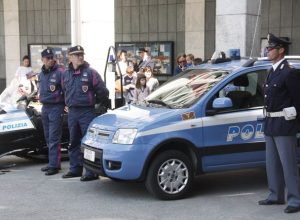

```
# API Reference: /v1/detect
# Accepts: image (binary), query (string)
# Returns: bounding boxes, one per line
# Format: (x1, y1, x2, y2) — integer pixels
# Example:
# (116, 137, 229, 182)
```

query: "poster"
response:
(115, 41, 174, 75)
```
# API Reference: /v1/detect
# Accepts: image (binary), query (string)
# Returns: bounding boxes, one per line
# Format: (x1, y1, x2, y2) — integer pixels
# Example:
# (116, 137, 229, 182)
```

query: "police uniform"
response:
(62, 45, 109, 181)
(260, 33, 300, 213)
(39, 49, 65, 175)
(137, 48, 154, 72)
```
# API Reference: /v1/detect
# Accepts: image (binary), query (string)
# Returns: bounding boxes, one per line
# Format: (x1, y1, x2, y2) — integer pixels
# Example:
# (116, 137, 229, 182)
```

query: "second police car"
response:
(81, 56, 300, 200)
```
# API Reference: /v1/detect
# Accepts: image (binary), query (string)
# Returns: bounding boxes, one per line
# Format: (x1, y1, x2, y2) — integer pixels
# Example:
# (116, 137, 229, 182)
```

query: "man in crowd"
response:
(137, 47, 154, 73)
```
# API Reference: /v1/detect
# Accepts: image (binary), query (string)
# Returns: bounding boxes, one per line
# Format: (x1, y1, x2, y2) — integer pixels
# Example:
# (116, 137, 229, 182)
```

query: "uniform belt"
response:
(265, 111, 285, 117)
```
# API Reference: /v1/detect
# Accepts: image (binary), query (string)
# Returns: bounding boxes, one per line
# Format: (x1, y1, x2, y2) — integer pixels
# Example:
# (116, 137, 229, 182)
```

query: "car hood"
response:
(90, 104, 181, 131)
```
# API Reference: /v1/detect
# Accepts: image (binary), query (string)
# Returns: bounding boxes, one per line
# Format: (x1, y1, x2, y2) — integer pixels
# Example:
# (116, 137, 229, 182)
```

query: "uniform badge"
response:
(82, 85, 88, 92)
(77, 46, 81, 51)
(83, 72, 88, 77)
(50, 85, 56, 92)
(181, 112, 195, 121)
(47, 49, 50, 53)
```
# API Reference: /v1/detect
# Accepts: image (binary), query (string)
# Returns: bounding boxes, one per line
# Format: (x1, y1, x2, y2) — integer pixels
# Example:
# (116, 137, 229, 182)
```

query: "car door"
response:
(200, 69, 268, 172)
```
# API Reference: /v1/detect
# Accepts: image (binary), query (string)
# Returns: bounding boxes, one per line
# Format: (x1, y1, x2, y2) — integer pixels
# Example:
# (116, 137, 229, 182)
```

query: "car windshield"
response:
(146, 69, 229, 108)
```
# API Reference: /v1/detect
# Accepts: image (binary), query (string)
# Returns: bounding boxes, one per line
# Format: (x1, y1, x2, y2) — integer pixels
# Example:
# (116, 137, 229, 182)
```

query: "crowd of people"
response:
(174, 53, 203, 75)
(115, 47, 159, 104)
(114, 48, 203, 103)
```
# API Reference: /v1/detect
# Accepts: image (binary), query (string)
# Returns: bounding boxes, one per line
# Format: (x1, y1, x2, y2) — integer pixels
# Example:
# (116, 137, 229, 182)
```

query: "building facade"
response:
(0, 0, 300, 92)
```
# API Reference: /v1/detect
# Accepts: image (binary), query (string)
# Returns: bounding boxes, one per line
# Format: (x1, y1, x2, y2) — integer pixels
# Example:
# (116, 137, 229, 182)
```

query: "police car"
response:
(81, 56, 300, 200)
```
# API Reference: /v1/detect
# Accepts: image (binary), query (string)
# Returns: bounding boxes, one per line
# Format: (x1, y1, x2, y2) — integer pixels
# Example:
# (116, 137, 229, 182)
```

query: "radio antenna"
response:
(250, 0, 262, 58)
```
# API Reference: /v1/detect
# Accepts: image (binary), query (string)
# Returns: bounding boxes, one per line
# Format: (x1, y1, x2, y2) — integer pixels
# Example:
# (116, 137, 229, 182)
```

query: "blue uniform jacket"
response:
(63, 62, 109, 108)
(263, 59, 300, 136)
(39, 63, 64, 104)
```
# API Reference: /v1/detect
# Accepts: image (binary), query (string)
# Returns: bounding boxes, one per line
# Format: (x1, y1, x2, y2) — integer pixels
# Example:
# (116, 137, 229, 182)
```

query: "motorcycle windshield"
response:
(0, 77, 31, 110)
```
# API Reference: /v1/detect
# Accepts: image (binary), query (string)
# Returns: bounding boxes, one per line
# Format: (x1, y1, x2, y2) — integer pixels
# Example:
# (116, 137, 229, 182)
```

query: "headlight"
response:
(112, 128, 137, 144)
(86, 127, 96, 139)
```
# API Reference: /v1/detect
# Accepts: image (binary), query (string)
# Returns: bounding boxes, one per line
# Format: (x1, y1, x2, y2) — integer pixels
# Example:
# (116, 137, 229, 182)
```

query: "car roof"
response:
(192, 56, 300, 72)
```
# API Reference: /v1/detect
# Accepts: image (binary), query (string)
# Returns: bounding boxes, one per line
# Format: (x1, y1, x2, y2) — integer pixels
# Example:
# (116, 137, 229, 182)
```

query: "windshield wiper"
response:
(147, 99, 172, 109)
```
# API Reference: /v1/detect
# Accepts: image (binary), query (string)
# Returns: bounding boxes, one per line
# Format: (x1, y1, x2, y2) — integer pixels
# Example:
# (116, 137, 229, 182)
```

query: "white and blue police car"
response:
(81, 56, 300, 200)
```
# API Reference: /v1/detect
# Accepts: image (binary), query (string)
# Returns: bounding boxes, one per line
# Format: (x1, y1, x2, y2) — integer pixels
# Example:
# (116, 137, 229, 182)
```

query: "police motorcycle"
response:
(0, 76, 69, 161)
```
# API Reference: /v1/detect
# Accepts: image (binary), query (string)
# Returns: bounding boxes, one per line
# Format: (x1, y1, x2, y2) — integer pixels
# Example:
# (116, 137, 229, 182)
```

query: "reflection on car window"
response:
(146, 69, 229, 108)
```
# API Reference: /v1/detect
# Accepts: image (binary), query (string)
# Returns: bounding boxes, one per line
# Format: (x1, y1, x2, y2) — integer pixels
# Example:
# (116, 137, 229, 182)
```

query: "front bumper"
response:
(81, 145, 105, 176)
(81, 142, 151, 180)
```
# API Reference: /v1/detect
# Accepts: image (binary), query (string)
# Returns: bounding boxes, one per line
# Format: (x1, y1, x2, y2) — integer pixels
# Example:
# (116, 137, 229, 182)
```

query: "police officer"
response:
(258, 33, 300, 213)
(137, 48, 154, 73)
(62, 45, 109, 181)
(39, 48, 65, 175)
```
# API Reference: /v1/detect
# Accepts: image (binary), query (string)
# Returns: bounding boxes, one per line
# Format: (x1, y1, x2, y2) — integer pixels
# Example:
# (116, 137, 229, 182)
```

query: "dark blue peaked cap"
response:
(68, 45, 85, 55)
(41, 48, 54, 57)
(267, 33, 291, 48)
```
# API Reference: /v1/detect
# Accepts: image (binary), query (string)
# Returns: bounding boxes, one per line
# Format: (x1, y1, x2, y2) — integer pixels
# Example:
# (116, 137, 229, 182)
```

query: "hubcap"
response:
(157, 158, 189, 194)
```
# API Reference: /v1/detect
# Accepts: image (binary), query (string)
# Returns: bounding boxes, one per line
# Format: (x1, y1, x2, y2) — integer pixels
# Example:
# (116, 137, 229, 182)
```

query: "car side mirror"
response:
(206, 97, 233, 116)
(213, 97, 233, 109)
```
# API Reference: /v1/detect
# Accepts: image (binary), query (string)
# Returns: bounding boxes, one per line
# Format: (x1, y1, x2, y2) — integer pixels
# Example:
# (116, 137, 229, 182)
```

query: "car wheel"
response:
(145, 150, 193, 200)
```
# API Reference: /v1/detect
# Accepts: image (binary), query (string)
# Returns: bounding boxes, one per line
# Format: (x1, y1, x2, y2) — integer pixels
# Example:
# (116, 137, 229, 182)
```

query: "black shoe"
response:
(258, 199, 285, 205)
(45, 168, 59, 176)
(284, 205, 300, 213)
(62, 171, 82, 179)
(41, 166, 49, 172)
(41, 166, 61, 172)
(80, 175, 99, 182)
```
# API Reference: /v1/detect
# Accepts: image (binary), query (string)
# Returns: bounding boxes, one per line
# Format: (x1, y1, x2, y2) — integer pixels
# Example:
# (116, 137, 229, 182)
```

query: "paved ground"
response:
(0, 156, 299, 220)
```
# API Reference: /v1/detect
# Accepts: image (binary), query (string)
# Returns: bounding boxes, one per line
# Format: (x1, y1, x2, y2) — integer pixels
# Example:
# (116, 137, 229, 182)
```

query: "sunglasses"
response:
(266, 45, 281, 51)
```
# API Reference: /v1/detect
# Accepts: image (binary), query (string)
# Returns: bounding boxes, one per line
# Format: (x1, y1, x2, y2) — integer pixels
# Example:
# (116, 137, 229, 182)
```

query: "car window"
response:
(207, 70, 268, 111)
(146, 69, 229, 108)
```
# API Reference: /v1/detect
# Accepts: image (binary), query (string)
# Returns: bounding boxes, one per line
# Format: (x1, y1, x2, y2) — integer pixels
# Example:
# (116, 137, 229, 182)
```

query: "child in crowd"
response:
(123, 66, 136, 103)
(133, 73, 150, 104)
(143, 66, 159, 92)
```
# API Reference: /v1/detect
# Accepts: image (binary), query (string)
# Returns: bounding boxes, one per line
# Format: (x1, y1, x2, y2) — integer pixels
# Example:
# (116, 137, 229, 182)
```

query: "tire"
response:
(145, 150, 193, 200)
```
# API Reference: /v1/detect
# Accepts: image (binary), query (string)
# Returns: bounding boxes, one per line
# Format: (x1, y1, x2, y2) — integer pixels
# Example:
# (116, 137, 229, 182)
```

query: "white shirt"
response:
(118, 60, 128, 76)
(15, 66, 32, 84)
(146, 77, 159, 92)
(272, 57, 285, 71)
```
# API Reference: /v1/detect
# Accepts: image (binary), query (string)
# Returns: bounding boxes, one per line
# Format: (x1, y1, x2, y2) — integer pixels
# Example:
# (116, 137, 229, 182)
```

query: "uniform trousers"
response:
(265, 135, 300, 207)
(68, 106, 96, 177)
(42, 104, 64, 169)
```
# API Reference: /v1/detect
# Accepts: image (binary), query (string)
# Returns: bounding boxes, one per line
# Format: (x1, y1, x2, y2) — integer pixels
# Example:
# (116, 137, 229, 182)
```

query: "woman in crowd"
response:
(143, 66, 159, 93)
(174, 54, 187, 75)
(15, 55, 33, 83)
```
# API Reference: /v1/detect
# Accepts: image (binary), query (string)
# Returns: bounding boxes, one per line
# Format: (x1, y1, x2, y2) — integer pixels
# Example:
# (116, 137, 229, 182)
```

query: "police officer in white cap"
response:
(258, 33, 300, 214)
